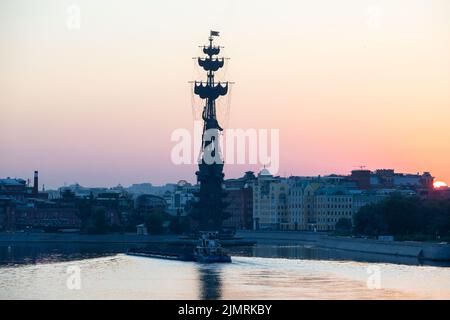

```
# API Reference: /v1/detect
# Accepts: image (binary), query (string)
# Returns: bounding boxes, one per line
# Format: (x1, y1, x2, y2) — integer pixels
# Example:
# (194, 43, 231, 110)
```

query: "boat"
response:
(193, 231, 232, 263)
(126, 231, 231, 263)
(126, 249, 195, 262)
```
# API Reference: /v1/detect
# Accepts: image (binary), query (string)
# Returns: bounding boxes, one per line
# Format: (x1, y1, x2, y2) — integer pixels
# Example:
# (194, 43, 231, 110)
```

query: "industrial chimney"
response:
(33, 171, 38, 195)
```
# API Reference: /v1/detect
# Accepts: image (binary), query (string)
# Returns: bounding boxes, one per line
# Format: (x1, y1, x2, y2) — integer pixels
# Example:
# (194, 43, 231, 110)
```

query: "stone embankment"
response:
(237, 230, 450, 261)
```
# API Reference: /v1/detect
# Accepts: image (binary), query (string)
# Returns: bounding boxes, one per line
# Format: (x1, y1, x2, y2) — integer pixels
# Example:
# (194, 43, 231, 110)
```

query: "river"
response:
(0, 243, 449, 299)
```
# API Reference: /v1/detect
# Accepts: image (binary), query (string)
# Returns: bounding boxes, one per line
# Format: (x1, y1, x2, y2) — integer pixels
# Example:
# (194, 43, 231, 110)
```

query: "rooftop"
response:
(0, 178, 26, 186)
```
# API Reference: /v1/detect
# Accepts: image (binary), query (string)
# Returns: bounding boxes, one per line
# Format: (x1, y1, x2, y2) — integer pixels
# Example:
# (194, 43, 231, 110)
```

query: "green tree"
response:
(61, 189, 76, 200)
(169, 210, 191, 235)
(144, 208, 167, 234)
(76, 193, 94, 233)
(335, 218, 352, 235)
(88, 208, 109, 234)
(354, 194, 450, 241)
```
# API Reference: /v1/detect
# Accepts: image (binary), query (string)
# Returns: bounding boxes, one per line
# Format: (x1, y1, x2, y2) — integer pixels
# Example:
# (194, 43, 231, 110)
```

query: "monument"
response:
(191, 31, 230, 230)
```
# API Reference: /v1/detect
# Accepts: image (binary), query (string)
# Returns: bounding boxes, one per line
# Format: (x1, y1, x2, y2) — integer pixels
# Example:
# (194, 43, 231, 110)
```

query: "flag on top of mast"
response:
(210, 30, 220, 37)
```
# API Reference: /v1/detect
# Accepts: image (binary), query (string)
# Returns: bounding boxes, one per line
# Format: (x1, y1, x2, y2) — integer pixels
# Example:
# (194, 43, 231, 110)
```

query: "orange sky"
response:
(0, 0, 449, 188)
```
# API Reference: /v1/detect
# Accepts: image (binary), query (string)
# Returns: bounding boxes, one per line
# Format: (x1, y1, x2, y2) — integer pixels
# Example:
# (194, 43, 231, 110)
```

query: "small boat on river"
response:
(126, 231, 231, 263)
(194, 231, 232, 263)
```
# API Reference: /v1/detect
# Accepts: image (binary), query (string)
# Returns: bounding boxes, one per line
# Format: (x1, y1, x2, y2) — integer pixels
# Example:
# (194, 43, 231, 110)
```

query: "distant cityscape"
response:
(1, 168, 449, 234)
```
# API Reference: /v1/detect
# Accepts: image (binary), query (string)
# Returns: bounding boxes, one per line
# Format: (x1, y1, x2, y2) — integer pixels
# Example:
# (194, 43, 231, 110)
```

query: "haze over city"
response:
(1, 0, 449, 189)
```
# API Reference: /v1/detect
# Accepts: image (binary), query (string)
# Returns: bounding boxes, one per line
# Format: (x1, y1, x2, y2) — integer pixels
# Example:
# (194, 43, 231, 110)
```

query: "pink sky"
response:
(0, 0, 449, 189)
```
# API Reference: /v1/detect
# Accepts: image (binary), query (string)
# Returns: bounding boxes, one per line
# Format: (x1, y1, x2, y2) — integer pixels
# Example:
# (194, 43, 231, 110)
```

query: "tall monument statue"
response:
(191, 31, 230, 230)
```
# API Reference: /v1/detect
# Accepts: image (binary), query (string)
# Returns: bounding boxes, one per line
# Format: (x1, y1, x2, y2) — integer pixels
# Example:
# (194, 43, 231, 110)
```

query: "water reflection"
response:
(228, 245, 450, 267)
(0, 242, 139, 266)
(197, 265, 223, 299)
(1, 249, 450, 299)
(1, 242, 450, 268)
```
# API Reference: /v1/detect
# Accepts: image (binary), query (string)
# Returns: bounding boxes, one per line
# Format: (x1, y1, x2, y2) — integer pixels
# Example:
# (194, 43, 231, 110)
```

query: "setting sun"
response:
(433, 181, 448, 189)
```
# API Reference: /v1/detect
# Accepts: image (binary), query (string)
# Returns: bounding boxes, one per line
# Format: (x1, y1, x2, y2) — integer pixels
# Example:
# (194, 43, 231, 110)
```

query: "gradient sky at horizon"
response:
(1, 0, 449, 189)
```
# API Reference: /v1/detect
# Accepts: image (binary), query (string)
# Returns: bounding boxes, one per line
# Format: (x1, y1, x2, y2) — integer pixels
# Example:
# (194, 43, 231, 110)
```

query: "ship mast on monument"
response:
(191, 30, 230, 230)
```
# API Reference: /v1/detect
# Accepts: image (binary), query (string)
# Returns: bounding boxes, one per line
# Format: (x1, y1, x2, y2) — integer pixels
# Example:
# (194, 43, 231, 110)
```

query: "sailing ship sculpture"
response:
(126, 32, 233, 264)
(191, 31, 230, 230)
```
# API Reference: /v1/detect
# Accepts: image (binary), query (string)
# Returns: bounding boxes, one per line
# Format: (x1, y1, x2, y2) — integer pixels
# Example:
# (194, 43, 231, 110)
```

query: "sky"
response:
(0, 0, 449, 189)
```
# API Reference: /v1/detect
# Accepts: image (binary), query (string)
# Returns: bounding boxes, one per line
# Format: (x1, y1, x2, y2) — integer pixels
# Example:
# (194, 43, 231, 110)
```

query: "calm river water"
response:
(1, 243, 450, 299)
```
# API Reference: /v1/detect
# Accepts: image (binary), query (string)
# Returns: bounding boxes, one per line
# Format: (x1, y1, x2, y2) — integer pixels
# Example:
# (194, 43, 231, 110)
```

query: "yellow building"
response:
(252, 173, 387, 231)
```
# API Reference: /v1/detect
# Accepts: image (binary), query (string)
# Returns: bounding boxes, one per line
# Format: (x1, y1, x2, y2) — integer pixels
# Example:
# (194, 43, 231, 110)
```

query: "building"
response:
(164, 180, 197, 216)
(370, 169, 433, 190)
(223, 172, 255, 230)
(251, 169, 280, 230)
(14, 204, 81, 230)
(0, 196, 15, 230)
(126, 183, 176, 196)
(252, 171, 318, 231)
(0, 171, 48, 201)
(350, 170, 371, 189)
(314, 187, 353, 231)
(134, 194, 167, 212)
(59, 184, 108, 198)
(250, 168, 420, 232)
(272, 181, 289, 230)
(0, 178, 28, 201)
(223, 187, 253, 230)
(1, 167, 437, 233)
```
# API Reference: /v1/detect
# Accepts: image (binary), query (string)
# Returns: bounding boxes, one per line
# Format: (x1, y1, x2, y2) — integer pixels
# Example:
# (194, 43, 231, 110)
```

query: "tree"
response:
(75, 192, 112, 234)
(61, 189, 76, 200)
(335, 218, 352, 235)
(353, 194, 450, 241)
(76, 193, 94, 232)
(144, 208, 167, 234)
(88, 208, 109, 234)
(169, 210, 191, 235)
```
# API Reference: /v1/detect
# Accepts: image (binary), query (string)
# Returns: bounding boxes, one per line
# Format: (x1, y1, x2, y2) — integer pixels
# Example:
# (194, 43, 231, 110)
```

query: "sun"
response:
(433, 181, 448, 189)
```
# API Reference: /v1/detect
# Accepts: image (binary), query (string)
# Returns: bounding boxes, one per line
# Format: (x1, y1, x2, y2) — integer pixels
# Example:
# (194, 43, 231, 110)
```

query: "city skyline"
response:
(1, 1, 450, 303)
(1, 167, 444, 192)
(1, 0, 449, 189)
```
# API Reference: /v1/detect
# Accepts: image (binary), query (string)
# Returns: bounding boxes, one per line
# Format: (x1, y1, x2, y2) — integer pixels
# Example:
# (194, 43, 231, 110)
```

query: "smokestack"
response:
(33, 171, 38, 195)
